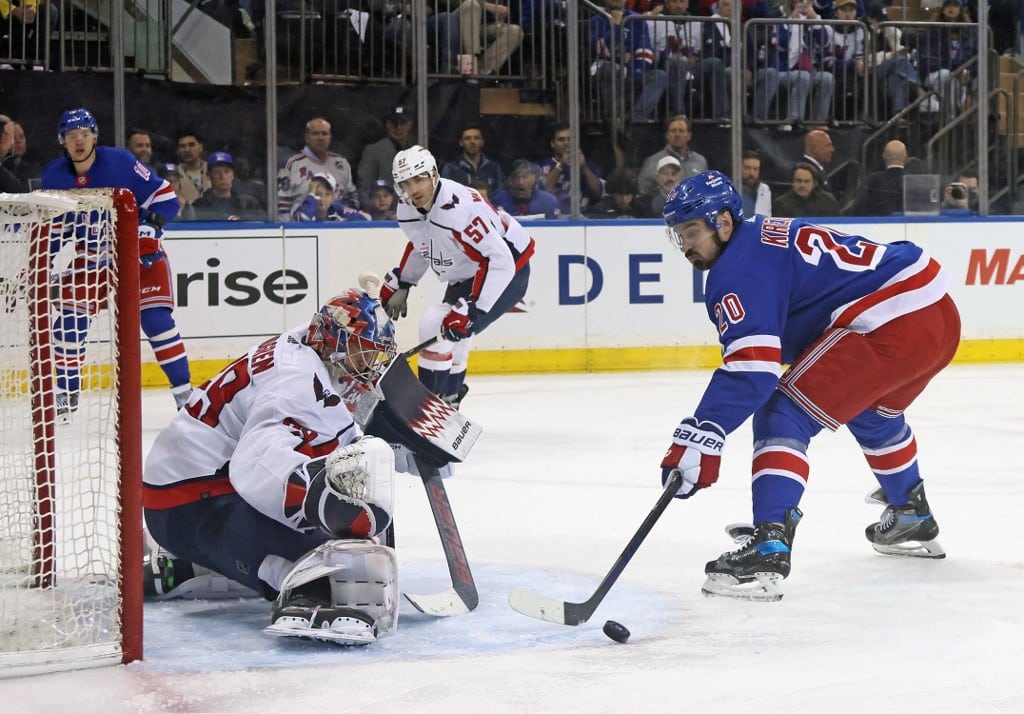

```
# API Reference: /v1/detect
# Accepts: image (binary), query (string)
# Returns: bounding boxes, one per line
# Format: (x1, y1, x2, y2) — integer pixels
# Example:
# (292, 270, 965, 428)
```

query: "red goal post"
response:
(0, 189, 143, 676)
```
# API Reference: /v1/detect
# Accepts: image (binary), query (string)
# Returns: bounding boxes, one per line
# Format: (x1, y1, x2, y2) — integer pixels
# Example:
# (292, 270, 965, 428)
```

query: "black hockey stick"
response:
(508, 470, 683, 626)
(404, 455, 479, 616)
(400, 336, 440, 360)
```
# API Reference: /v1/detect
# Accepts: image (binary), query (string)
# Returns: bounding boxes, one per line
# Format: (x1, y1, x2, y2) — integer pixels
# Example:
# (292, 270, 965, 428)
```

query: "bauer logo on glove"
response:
(660, 417, 726, 499)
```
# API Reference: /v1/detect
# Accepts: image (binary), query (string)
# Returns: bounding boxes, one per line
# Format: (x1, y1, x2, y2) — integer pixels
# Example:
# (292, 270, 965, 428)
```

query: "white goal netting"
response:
(0, 190, 142, 677)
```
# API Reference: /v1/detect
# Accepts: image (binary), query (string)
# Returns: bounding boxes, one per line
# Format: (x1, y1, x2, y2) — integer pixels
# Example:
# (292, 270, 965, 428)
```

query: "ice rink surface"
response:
(2, 364, 1022, 713)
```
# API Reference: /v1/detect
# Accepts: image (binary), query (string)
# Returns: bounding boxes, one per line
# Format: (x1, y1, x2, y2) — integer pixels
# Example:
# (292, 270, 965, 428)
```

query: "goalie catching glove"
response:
(300, 436, 395, 539)
(660, 417, 725, 499)
(379, 268, 410, 319)
(441, 298, 480, 342)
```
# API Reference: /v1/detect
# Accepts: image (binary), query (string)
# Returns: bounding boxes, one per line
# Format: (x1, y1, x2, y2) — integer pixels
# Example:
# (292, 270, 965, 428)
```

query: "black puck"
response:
(602, 619, 630, 643)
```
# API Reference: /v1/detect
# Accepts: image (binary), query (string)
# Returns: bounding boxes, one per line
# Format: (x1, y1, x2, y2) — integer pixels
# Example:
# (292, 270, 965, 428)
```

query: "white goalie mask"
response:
(392, 145, 438, 204)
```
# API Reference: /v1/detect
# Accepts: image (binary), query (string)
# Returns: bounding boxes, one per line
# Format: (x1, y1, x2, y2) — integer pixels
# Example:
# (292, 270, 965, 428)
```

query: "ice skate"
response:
(143, 543, 259, 600)
(264, 576, 378, 646)
(702, 508, 802, 602)
(865, 481, 945, 558)
(55, 391, 79, 423)
(442, 383, 469, 409)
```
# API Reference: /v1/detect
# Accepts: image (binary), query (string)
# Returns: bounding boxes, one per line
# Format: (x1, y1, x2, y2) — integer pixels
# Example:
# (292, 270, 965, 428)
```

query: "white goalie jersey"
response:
(143, 326, 361, 530)
(396, 178, 534, 313)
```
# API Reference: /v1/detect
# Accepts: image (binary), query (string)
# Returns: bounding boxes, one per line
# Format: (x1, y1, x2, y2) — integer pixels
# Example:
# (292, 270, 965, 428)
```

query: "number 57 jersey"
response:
(694, 215, 953, 433)
(395, 178, 534, 314)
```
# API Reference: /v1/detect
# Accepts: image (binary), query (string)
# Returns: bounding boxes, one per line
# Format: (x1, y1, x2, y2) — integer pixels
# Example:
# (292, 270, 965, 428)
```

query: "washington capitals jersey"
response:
(41, 145, 180, 229)
(143, 327, 360, 530)
(693, 215, 952, 434)
(396, 178, 535, 314)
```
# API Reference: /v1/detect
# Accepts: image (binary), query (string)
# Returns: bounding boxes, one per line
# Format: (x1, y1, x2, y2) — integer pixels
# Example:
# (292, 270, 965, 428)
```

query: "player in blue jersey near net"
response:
(40, 107, 192, 414)
(659, 170, 960, 601)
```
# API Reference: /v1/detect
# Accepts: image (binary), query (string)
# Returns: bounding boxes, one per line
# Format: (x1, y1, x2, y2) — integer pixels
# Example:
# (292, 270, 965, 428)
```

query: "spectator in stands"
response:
(907, 0, 978, 122)
(0, 116, 29, 192)
(647, 0, 728, 121)
(193, 152, 264, 221)
(588, 0, 668, 122)
(647, 155, 682, 216)
(291, 173, 371, 222)
(127, 128, 154, 168)
(491, 159, 561, 219)
(0, 0, 57, 70)
(469, 179, 493, 200)
(745, 0, 833, 127)
(797, 128, 835, 192)
(862, 2, 928, 118)
(698, 0, 735, 121)
(4, 120, 40, 185)
(586, 167, 651, 218)
(175, 129, 209, 207)
(637, 115, 707, 197)
(358, 106, 414, 204)
(366, 179, 399, 220)
(773, 161, 841, 216)
(537, 122, 606, 215)
(455, 0, 524, 75)
(849, 140, 908, 216)
(741, 149, 772, 216)
(159, 163, 197, 221)
(277, 116, 360, 219)
(826, 0, 866, 121)
(440, 123, 504, 195)
(941, 169, 979, 215)
(381, 0, 461, 74)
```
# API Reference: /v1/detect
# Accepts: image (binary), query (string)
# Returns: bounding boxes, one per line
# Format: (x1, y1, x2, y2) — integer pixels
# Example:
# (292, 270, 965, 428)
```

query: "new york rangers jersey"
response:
(143, 327, 361, 531)
(40, 146, 180, 229)
(693, 215, 952, 434)
(396, 178, 535, 314)
(277, 148, 360, 218)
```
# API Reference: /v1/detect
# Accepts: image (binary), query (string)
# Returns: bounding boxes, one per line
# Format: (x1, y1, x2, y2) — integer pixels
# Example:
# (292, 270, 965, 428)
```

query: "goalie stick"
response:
(508, 470, 683, 626)
(403, 455, 479, 616)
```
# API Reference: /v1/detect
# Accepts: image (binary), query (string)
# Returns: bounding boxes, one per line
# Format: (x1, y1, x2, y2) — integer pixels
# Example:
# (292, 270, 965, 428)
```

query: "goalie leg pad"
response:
(264, 539, 400, 644)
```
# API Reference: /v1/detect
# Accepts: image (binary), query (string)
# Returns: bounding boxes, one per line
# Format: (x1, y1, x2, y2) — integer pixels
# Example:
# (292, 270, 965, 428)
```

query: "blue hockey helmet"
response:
(57, 108, 99, 146)
(662, 170, 744, 231)
(306, 289, 397, 384)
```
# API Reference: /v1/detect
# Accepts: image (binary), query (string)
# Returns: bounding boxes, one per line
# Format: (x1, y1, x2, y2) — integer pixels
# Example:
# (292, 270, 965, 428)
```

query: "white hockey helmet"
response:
(392, 145, 438, 202)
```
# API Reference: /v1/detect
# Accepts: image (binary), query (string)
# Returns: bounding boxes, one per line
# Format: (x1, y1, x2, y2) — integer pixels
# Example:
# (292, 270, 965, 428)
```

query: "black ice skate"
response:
(442, 383, 469, 409)
(55, 391, 79, 423)
(865, 481, 945, 559)
(143, 544, 258, 600)
(265, 577, 377, 646)
(702, 508, 802, 602)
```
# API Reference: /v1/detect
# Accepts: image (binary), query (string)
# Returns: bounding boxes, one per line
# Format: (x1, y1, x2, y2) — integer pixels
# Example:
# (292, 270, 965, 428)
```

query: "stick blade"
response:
(404, 590, 473, 617)
(508, 587, 585, 626)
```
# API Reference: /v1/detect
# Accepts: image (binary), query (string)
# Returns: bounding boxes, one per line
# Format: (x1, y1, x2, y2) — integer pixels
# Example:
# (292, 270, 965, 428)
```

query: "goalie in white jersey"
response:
(143, 288, 403, 644)
(380, 145, 534, 405)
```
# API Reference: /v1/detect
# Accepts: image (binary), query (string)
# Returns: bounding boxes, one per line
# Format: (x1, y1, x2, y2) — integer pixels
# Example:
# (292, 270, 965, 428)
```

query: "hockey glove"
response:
(301, 437, 395, 539)
(440, 298, 479, 342)
(660, 417, 726, 499)
(138, 222, 161, 257)
(380, 268, 409, 320)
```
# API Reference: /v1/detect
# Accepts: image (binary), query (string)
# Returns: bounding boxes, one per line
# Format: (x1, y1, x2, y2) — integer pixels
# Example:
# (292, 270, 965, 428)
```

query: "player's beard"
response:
(688, 231, 726, 271)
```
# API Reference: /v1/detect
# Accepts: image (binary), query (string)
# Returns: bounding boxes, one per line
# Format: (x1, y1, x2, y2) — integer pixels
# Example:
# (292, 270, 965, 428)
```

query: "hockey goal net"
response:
(0, 189, 142, 677)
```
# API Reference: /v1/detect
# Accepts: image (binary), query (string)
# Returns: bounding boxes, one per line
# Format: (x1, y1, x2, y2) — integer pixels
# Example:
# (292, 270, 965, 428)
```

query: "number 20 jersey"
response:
(693, 215, 952, 434)
(396, 178, 534, 314)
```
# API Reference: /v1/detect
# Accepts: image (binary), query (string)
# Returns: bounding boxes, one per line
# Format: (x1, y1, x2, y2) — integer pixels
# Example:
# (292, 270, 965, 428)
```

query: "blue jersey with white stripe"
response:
(693, 215, 950, 434)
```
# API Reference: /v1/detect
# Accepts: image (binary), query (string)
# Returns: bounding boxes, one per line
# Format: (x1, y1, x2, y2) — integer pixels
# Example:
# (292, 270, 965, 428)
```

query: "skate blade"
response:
(871, 538, 946, 559)
(701, 572, 784, 602)
(264, 616, 376, 646)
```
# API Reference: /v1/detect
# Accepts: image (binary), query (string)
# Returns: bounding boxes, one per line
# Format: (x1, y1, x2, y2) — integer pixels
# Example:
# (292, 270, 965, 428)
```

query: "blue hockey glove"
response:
(140, 250, 166, 269)
(660, 417, 725, 499)
(440, 298, 479, 342)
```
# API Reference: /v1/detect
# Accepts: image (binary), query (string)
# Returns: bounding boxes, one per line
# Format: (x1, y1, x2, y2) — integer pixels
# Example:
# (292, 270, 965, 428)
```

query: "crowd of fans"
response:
(3, 0, 1018, 219)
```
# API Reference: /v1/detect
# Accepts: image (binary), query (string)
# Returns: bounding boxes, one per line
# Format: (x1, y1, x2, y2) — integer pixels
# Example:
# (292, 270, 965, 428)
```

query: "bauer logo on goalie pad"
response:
(363, 359, 481, 468)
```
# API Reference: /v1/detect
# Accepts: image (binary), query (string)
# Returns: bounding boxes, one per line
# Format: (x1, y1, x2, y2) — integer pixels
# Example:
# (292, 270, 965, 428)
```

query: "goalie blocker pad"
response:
(363, 358, 481, 468)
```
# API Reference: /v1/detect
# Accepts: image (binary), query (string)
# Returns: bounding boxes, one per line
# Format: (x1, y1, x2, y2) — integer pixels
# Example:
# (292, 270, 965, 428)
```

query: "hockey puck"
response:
(602, 620, 630, 644)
